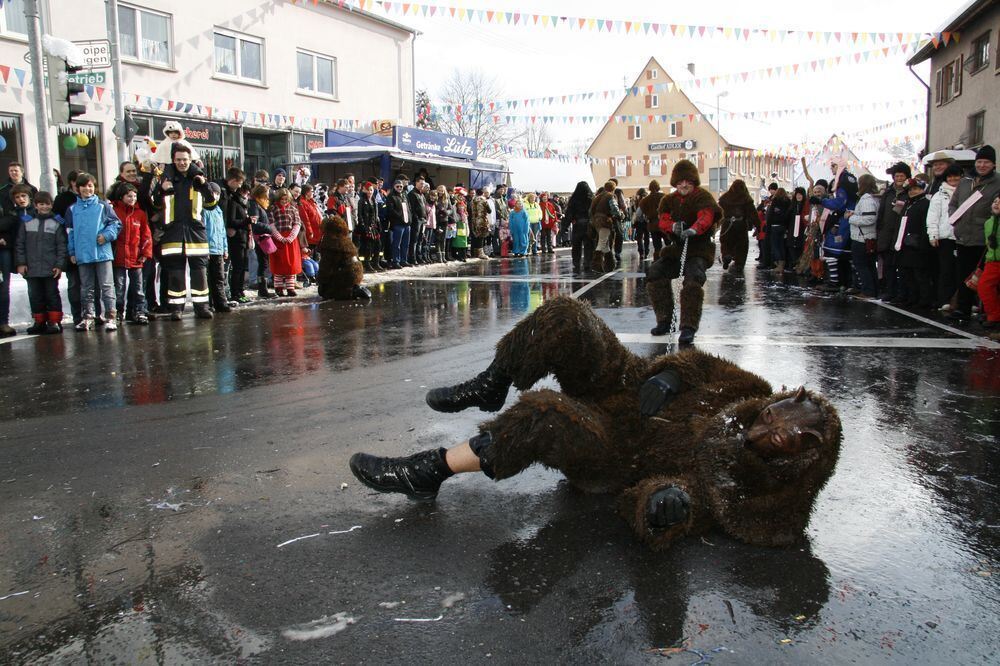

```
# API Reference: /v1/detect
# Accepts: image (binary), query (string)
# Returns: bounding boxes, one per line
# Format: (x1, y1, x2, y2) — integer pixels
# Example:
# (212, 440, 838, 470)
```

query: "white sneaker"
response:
(105, 319, 118, 332)
(75, 318, 94, 331)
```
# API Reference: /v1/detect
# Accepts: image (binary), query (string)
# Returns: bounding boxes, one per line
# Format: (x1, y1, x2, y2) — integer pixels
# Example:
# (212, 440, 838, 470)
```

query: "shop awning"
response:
(309, 147, 507, 173)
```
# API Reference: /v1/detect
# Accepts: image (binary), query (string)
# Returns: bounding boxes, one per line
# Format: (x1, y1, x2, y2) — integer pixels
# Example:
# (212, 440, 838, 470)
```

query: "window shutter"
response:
(626, 156, 633, 177)
(935, 69, 942, 104)
(644, 95, 652, 109)
(660, 153, 668, 176)
(955, 56, 963, 96)
(676, 120, 683, 136)
(610, 159, 616, 178)
(643, 155, 650, 176)
(645, 70, 652, 80)
(698, 153, 706, 173)
(628, 125, 635, 140)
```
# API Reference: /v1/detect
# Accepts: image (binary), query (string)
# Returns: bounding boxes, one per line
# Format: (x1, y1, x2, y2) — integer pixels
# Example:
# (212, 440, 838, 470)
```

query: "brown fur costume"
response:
(470, 195, 491, 239)
(655, 186, 722, 266)
(316, 215, 365, 300)
(717, 183, 758, 271)
(638, 188, 664, 224)
(474, 296, 841, 550)
(589, 182, 617, 231)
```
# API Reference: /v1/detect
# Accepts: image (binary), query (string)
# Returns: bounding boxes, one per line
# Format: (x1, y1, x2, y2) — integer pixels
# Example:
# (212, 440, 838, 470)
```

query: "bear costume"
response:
(316, 215, 371, 301)
(647, 159, 723, 344)
(717, 180, 758, 272)
(589, 181, 622, 272)
(350, 296, 841, 552)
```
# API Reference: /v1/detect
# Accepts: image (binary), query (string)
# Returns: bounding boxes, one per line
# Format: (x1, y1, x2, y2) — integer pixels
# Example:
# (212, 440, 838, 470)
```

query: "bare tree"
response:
(435, 69, 523, 159)
(520, 123, 554, 155)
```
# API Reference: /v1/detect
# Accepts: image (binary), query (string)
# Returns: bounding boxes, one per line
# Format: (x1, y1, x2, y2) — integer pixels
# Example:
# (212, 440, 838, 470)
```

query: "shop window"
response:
(1, 0, 27, 37)
(57, 123, 103, 190)
(0, 115, 24, 175)
(118, 4, 172, 67)
(296, 49, 337, 98)
(214, 29, 264, 84)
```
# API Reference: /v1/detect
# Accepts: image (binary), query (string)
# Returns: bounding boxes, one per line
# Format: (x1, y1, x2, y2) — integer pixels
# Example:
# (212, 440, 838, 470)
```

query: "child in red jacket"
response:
(539, 192, 560, 254)
(111, 184, 153, 324)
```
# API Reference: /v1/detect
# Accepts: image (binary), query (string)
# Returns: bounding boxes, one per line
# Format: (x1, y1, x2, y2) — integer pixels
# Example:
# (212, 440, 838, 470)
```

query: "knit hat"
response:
(207, 182, 222, 197)
(670, 159, 700, 187)
(274, 168, 287, 177)
(975, 144, 996, 163)
(905, 178, 926, 191)
(886, 162, 912, 178)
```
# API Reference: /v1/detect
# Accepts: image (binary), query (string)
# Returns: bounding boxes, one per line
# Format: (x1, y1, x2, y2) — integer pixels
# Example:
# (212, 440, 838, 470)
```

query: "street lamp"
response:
(716, 91, 729, 192)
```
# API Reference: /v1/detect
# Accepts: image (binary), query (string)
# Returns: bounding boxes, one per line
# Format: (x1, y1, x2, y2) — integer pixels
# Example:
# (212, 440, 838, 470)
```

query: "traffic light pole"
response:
(105, 0, 128, 163)
(23, 0, 56, 194)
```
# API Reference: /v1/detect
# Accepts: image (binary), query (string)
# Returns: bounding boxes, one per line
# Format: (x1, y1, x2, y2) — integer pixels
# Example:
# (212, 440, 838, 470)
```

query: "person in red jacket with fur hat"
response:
(647, 159, 722, 345)
(539, 192, 560, 254)
(111, 183, 153, 324)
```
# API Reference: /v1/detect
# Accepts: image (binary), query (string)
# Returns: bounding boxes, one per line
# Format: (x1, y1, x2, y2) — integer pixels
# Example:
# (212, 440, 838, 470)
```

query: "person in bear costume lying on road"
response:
(350, 296, 842, 551)
(316, 214, 371, 301)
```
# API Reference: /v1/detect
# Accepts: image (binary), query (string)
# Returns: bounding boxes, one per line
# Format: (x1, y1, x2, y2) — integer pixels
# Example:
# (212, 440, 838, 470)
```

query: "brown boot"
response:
(646, 278, 674, 336)
(591, 251, 605, 273)
(678, 282, 704, 343)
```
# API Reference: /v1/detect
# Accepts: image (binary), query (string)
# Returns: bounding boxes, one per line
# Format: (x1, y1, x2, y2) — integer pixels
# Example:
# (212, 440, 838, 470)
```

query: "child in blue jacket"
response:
(204, 182, 230, 313)
(66, 173, 121, 331)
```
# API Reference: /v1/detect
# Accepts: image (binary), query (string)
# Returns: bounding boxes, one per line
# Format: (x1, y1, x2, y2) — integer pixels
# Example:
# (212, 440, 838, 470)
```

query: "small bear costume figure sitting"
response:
(350, 296, 842, 551)
(316, 214, 371, 301)
(152, 120, 200, 165)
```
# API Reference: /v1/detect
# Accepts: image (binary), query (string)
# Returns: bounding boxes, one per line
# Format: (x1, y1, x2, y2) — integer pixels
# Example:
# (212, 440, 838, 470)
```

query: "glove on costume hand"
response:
(646, 486, 691, 528)
(672, 222, 685, 236)
(639, 369, 681, 416)
(680, 228, 697, 239)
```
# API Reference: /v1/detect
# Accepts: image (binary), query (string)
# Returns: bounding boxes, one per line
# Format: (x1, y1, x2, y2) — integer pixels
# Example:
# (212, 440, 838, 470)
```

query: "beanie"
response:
(975, 145, 996, 163)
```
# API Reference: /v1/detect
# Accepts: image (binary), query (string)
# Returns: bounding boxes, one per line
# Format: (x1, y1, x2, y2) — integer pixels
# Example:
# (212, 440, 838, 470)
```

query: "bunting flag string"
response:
(298, 0, 954, 48)
(445, 100, 925, 126)
(433, 41, 928, 112)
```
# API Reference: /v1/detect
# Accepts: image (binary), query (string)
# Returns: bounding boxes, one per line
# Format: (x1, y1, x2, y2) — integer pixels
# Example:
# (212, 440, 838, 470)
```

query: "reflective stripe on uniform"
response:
(185, 242, 210, 256)
(161, 242, 185, 255)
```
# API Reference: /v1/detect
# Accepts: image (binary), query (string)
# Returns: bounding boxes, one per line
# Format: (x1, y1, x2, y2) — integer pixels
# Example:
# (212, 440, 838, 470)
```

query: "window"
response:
(651, 69, 658, 79)
(0, 114, 25, 174)
(1, 0, 27, 37)
(969, 111, 985, 146)
(214, 29, 264, 84)
(118, 4, 172, 66)
(628, 124, 641, 140)
(651, 94, 659, 108)
(613, 155, 628, 178)
(685, 151, 698, 165)
(296, 49, 337, 98)
(668, 121, 678, 137)
(937, 58, 963, 105)
(971, 31, 990, 73)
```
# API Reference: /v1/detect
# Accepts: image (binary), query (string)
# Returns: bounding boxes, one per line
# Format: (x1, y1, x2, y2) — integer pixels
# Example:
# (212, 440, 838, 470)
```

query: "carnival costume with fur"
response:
(152, 121, 200, 165)
(646, 160, 723, 344)
(316, 215, 371, 301)
(350, 296, 842, 552)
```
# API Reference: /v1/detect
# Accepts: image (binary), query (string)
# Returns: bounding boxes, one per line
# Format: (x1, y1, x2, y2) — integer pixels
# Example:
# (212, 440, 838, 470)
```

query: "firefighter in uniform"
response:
(153, 144, 217, 320)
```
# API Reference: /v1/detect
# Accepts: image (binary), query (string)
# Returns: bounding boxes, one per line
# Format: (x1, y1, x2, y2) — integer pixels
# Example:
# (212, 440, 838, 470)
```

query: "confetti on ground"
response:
(276, 533, 321, 548)
(329, 525, 362, 535)
(281, 613, 356, 641)
(0, 590, 30, 601)
(394, 615, 444, 622)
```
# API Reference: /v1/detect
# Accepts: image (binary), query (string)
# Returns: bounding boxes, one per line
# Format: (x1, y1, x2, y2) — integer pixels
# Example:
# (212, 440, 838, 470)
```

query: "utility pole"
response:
(106, 0, 128, 162)
(23, 0, 55, 194)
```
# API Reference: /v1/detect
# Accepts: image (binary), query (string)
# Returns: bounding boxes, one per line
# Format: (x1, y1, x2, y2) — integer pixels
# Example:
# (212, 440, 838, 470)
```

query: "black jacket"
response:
(385, 191, 411, 227)
(0, 179, 37, 215)
(766, 198, 794, 229)
(406, 189, 427, 224)
(357, 194, 378, 234)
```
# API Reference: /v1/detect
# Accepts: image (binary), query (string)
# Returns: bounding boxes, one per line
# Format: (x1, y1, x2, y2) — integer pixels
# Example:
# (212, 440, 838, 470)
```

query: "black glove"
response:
(639, 368, 681, 416)
(646, 486, 691, 528)
(809, 195, 823, 205)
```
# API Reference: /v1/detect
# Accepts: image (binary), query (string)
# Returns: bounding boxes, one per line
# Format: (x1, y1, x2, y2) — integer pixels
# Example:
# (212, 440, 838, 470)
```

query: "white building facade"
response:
(0, 0, 415, 188)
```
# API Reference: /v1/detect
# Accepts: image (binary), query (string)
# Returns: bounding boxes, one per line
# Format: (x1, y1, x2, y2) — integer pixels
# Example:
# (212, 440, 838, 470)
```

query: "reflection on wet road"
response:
(1, 249, 997, 663)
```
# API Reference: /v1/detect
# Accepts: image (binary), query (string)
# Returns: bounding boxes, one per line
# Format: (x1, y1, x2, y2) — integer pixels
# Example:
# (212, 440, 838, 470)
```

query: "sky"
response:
(382, 0, 963, 166)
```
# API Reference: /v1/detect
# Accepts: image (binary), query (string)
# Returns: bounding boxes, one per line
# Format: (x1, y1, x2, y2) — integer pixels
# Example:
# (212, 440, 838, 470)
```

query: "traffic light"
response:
(46, 55, 87, 125)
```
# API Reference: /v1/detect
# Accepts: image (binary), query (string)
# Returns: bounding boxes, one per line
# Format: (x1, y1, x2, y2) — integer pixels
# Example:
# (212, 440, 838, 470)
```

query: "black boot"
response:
(349, 448, 454, 501)
(257, 280, 276, 299)
(425, 361, 512, 413)
(194, 304, 214, 319)
(678, 327, 696, 345)
(650, 321, 672, 336)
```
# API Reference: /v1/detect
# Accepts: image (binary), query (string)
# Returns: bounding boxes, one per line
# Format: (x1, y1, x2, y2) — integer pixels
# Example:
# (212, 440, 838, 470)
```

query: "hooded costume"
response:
(646, 160, 722, 343)
(717, 182, 758, 271)
(316, 215, 371, 301)
(350, 296, 842, 552)
(152, 121, 200, 165)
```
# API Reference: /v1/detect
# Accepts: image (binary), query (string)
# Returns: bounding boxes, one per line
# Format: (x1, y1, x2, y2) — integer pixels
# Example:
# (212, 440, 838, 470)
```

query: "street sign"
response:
(648, 139, 697, 151)
(74, 40, 111, 69)
(67, 71, 106, 85)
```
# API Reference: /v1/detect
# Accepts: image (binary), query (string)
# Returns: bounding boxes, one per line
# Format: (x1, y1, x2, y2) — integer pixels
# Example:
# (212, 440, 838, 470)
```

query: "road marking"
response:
(870, 299, 988, 342)
(572, 269, 620, 299)
(398, 275, 588, 283)
(0, 334, 40, 345)
(616, 333, 999, 350)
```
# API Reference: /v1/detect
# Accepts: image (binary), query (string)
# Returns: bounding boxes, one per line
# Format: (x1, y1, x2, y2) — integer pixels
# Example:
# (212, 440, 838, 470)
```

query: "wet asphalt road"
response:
(1, 246, 998, 665)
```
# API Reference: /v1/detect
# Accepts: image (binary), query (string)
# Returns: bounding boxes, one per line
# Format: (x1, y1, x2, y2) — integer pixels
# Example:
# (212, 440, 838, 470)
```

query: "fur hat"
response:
(975, 144, 996, 163)
(162, 120, 184, 138)
(885, 162, 912, 178)
(670, 159, 700, 188)
(815, 179, 829, 190)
